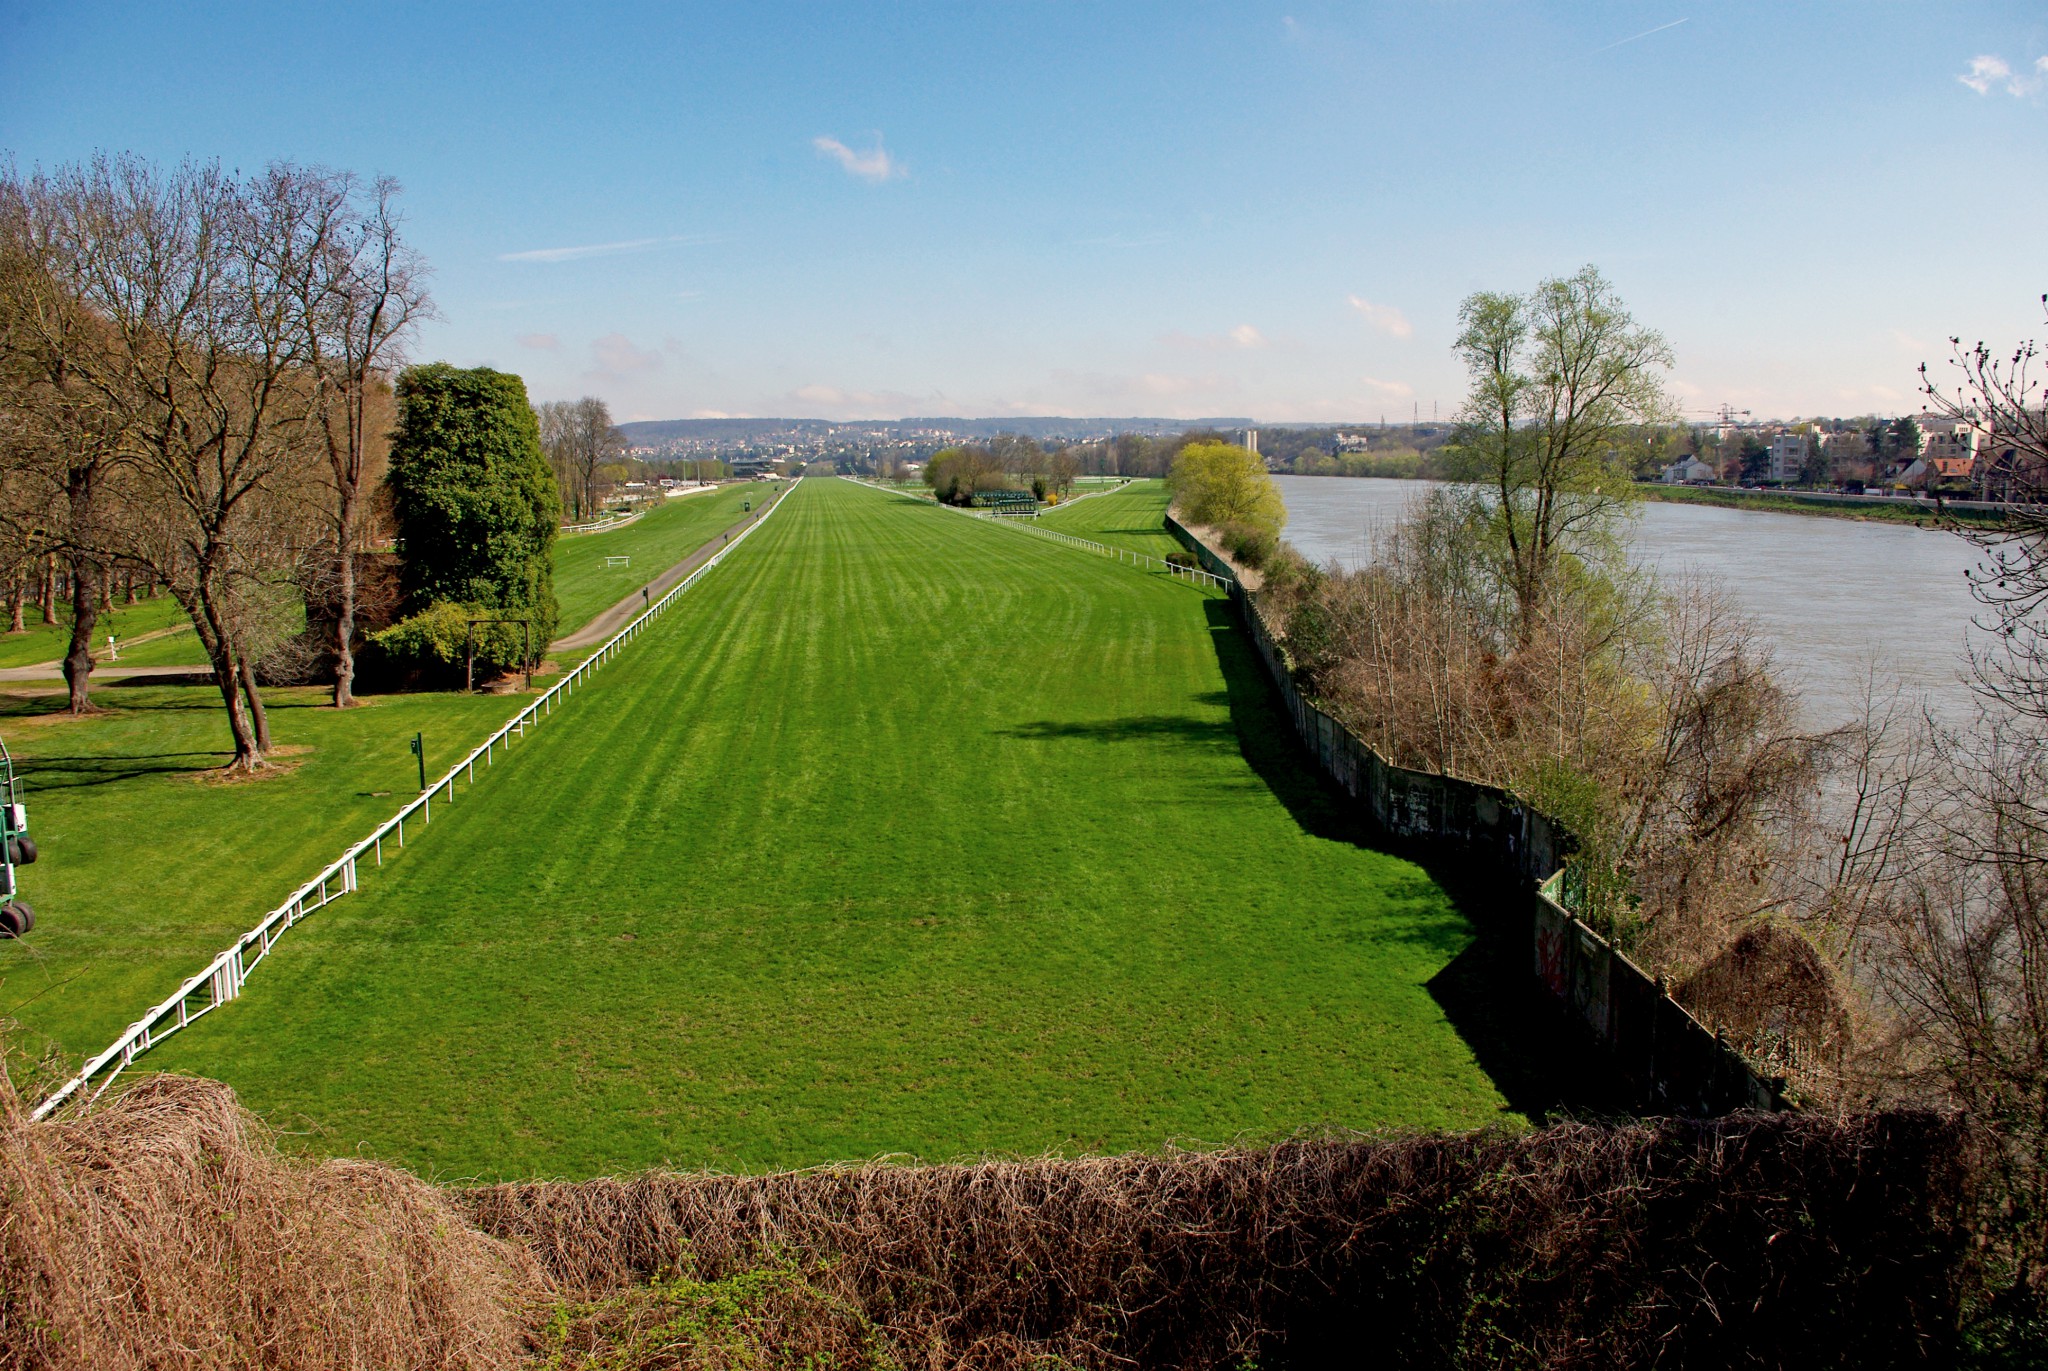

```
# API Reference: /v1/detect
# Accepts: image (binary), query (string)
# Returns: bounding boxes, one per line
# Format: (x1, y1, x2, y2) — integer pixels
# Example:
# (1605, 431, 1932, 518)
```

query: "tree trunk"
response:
(332, 488, 359, 708)
(7, 579, 23, 634)
(187, 584, 263, 771)
(62, 555, 101, 714)
(38, 555, 56, 625)
(125, 571, 138, 605)
(240, 655, 272, 752)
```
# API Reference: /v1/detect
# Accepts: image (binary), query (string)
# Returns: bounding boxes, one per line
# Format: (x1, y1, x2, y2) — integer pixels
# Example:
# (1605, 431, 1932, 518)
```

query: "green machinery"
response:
(0, 736, 34, 937)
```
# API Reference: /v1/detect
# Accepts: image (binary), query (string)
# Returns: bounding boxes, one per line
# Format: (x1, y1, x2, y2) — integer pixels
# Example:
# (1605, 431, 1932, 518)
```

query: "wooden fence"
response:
(30, 481, 796, 1122)
(1164, 514, 1782, 1114)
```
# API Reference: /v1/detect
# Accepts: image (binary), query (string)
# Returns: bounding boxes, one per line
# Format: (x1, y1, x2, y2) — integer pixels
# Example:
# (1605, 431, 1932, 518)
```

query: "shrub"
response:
(1214, 519, 1278, 569)
(1167, 442, 1286, 542)
(371, 601, 536, 680)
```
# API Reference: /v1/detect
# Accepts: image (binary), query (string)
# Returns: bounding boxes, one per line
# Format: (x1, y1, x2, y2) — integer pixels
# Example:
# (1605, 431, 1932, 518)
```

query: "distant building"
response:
(1661, 457, 1716, 484)
(1242, 428, 1259, 455)
(1765, 432, 1809, 484)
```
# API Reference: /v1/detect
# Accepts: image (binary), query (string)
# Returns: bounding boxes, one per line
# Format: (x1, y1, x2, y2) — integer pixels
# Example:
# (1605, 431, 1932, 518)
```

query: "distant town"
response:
(618, 409, 2033, 502)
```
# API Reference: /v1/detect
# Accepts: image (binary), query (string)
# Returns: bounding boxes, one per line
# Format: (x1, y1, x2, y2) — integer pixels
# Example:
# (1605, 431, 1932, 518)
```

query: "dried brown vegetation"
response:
(0, 1060, 1973, 1370)
(0, 1069, 536, 1371)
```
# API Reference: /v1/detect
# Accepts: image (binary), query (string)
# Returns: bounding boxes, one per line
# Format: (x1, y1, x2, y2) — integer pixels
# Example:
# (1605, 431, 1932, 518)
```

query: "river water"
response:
(1272, 476, 1990, 726)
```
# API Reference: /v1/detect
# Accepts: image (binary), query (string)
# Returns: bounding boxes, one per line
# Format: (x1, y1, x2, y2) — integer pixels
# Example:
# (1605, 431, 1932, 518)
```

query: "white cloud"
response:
(516, 332, 560, 350)
(498, 234, 722, 264)
(1161, 323, 1269, 351)
(812, 135, 905, 183)
(691, 409, 732, 419)
(588, 333, 663, 378)
(1347, 295, 1414, 338)
(1361, 376, 1415, 400)
(1959, 54, 2047, 96)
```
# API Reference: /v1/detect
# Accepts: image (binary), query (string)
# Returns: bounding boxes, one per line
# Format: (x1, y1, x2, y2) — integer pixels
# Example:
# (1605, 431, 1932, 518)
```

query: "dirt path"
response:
(550, 487, 790, 654)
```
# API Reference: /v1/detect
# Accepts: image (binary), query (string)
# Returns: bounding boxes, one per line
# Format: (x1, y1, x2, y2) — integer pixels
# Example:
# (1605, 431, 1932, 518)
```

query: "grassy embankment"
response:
(1037, 479, 1185, 558)
(1639, 481, 2007, 529)
(0, 491, 768, 1073)
(138, 477, 1513, 1178)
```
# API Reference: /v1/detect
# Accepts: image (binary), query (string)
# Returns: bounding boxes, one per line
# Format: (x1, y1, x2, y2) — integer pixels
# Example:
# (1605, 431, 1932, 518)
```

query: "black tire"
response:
(6, 835, 36, 866)
(0, 900, 33, 937)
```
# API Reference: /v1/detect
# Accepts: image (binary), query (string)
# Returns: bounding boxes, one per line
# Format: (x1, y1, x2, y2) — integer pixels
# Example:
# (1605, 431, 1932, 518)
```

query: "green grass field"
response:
(125, 477, 1515, 1179)
(1037, 480, 1184, 558)
(0, 595, 193, 669)
(0, 684, 531, 1071)
(552, 485, 768, 635)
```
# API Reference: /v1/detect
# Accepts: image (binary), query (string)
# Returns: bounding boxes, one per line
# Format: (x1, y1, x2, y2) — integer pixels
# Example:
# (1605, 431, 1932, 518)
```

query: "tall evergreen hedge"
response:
(386, 364, 561, 652)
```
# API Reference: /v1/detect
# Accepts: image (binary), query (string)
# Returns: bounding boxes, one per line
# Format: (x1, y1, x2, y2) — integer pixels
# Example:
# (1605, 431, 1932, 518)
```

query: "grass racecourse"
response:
(114, 477, 1508, 1178)
(1036, 479, 1185, 558)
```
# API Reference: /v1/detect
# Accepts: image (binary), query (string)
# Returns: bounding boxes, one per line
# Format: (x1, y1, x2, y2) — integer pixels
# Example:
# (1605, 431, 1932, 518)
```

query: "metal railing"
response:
(842, 477, 1233, 590)
(30, 481, 795, 1121)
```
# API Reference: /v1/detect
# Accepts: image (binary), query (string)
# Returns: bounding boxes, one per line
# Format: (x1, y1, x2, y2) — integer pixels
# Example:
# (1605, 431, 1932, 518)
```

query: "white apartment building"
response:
(1765, 432, 1809, 483)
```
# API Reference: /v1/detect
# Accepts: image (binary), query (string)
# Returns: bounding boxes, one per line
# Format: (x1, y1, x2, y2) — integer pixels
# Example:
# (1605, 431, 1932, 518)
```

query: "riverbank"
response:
(1637, 481, 2007, 529)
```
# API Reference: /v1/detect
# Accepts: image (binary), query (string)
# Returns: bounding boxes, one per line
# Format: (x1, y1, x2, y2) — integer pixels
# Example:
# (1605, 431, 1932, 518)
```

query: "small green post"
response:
(409, 732, 425, 791)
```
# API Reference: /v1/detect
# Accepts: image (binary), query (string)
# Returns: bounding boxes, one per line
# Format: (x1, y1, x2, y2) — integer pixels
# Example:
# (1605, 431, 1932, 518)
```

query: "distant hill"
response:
(617, 416, 1257, 445)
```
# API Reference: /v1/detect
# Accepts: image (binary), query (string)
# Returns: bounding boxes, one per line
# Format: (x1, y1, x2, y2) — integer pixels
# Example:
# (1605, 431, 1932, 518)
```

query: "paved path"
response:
(550, 487, 790, 653)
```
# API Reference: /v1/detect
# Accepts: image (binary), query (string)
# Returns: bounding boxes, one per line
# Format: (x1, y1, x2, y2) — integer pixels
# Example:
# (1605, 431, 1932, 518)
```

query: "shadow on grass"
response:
(19, 752, 229, 791)
(998, 717, 1237, 746)
(1200, 597, 1623, 1121)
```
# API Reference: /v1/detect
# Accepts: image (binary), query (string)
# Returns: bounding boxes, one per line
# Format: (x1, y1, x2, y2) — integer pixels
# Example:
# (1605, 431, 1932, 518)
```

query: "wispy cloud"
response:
(516, 332, 560, 351)
(1162, 323, 1269, 351)
(813, 135, 905, 183)
(1362, 377, 1415, 400)
(1959, 54, 2047, 96)
(587, 333, 663, 378)
(1593, 17, 1688, 54)
(1347, 295, 1413, 339)
(498, 234, 721, 264)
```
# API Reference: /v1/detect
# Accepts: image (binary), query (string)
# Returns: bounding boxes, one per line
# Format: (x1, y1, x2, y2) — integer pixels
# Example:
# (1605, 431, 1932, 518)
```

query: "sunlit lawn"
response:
(145, 478, 1513, 1178)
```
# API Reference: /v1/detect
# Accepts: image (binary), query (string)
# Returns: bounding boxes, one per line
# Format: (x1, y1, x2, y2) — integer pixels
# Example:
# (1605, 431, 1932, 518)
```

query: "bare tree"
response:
(536, 396, 622, 521)
(271, 166, 429, 708)
(35, 156, 325, 768)
(0, 171, 139, 713)
(1921, 295, 2048, 719)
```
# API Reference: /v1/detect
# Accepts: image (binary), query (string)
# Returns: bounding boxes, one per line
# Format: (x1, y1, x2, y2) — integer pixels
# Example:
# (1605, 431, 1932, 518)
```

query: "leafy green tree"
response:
(1166, 442, 1287, 536)
(1447, 265, 1674, 636)
(386, 364, 561, 653)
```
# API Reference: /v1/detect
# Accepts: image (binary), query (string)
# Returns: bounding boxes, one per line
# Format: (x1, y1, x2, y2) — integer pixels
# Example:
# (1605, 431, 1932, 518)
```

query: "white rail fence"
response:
(31, 482, 795, 1122)
(842, 476, 1233, 590)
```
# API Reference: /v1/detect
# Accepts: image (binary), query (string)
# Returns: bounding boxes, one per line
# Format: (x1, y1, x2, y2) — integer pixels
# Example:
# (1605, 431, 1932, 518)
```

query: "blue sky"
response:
(4, 1, 2044, 423)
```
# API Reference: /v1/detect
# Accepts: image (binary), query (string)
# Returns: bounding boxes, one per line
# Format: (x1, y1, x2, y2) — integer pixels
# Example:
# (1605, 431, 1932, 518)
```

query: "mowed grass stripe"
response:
(1035, 479, 1185, 558)
(151, 477, 1506, 1177)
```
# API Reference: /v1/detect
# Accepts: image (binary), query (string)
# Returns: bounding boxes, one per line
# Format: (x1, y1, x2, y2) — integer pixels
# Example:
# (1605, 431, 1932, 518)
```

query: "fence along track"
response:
(840, 476, 1232, 591)
(31, 481, 796, 1122)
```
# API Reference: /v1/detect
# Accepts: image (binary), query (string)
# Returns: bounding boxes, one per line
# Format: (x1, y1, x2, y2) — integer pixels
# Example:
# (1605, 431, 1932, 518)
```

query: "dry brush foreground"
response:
(0, 1064, 1974, 1370)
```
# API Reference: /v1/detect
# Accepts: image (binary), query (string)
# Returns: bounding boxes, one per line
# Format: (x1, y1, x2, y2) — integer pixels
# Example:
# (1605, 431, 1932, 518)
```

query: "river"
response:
(1272, 476, 1990, 726)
